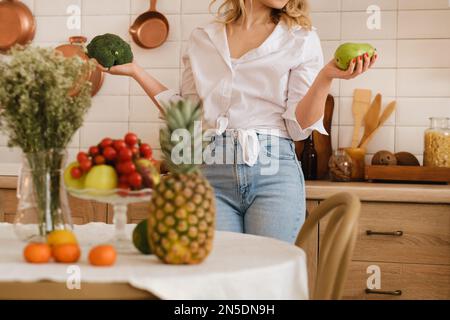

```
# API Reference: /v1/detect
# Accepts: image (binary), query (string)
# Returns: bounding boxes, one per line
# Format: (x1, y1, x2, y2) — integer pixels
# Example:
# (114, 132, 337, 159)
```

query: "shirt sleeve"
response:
(282, 30, 329, 141)
(154, 41, 200, 106)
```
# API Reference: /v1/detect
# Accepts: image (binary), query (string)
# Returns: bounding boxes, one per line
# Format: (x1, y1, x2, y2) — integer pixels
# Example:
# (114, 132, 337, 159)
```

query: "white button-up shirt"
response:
(155, 21, 328, 166)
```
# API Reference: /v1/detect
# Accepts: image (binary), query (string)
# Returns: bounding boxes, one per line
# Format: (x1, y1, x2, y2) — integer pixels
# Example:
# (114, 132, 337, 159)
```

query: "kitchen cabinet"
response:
(0, 188, 108, 225)
(0, 177, 108, 225)
(308, 181, 450, 300)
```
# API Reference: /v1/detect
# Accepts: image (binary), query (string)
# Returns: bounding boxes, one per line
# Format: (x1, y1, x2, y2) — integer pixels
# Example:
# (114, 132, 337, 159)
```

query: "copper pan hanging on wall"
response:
(0, 0, 36, 52)
(55, 36, 105, 97)
(130, 0, 169, 49)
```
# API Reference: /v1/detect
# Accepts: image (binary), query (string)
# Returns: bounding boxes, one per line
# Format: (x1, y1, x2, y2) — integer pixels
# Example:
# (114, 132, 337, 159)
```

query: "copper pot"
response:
(130, 0, 169, 49)
(0, 0, 36, 52)
(55, 36, 104, 97)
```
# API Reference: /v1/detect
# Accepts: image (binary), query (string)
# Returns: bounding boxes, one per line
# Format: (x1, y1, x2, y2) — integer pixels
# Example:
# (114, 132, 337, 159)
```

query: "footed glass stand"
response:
(67, 188, 152, 253)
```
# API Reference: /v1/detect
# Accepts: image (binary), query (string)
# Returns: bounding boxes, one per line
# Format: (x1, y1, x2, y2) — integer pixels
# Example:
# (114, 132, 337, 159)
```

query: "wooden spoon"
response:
(359, 93, 382, 148)
(351, 89, 372, 148)
(359, 101, 397, 149)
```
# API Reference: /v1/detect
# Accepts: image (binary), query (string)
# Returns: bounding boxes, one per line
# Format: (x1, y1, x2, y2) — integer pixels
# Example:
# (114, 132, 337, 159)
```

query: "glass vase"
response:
(14, 150, 73, 242)
(328, 149, 353, 182)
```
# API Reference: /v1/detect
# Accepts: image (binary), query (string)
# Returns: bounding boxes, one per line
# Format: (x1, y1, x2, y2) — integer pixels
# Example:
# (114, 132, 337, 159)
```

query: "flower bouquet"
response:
(0, 45, 94, 240)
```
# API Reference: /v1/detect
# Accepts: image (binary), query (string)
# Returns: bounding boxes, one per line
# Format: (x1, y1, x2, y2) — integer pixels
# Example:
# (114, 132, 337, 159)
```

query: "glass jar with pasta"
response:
(423, 117, 450, 168)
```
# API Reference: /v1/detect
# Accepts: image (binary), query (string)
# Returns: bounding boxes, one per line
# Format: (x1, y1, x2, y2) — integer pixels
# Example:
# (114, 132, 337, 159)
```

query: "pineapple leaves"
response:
(160, 100, 204, 174)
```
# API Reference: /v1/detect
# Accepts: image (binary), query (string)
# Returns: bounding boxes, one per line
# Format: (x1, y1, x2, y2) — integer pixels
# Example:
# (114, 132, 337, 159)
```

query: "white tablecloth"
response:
(0, 223, 309, 300)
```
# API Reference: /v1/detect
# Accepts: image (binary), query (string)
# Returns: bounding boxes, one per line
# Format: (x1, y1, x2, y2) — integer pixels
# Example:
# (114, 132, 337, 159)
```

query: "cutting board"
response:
(295, 95, 335, 180)
(365, 166, 450, 184)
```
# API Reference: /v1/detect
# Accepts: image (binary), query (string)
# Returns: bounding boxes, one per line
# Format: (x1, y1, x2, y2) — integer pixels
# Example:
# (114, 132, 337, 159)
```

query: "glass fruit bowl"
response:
(66, 187, 153, 252)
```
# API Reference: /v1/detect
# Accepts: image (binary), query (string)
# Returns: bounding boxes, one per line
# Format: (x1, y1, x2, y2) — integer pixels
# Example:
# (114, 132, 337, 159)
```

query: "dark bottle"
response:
(300, 134, 318, 180)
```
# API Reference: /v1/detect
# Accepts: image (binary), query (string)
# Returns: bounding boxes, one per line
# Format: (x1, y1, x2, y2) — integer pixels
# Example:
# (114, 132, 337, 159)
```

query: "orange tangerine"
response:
(23, 243, 52, 264)
(52, 244, 81, 263)
(89, 245, 117, 267)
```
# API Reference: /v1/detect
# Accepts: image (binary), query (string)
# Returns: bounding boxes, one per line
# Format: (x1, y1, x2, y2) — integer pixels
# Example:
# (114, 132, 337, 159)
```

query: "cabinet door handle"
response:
(366, 230, 403, 237)
(365, 289, 402, 296)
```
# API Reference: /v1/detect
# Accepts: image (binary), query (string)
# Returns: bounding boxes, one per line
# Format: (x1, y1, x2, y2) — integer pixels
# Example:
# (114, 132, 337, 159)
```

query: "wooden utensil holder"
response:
(345, 148, 367, 181)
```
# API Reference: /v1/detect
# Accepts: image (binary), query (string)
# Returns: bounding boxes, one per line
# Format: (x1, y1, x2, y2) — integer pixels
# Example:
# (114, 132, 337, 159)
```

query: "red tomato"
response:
(118, 182, 130, 190)
(89, 146, 100, 157)
(70, 166, 82, 179)
(121, 161, 136, 175)
(139, 143, 151, 153)
(125, 133, 138, 147)
(77, 152, 89, 163)
(94, 155, 106, 165)
(79, 159, 92, 173)
(143, 150, 153, 159)
(119, 175, 129, 185)
(100, 138, 113, 149)
(130, 146, 140, 157)
(128, 172, 143, 189)
(103, 147, 117, 161)
(113, 140, 127, 151)
(118, 148, 133, 162)
(116, 163, 126, 174)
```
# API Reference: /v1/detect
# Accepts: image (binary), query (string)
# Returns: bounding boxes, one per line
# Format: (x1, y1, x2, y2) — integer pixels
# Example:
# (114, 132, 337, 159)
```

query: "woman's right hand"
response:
(98, 61, 138, 77)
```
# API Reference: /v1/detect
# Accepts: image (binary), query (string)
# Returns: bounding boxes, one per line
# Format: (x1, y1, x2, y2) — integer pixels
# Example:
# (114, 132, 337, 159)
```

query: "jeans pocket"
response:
(260, 137, 296, 160)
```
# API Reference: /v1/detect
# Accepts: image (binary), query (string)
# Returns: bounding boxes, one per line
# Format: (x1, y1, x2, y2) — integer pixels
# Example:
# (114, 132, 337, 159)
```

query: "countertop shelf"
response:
(306, 181, 450, 204)
(1, 176, 449, 204)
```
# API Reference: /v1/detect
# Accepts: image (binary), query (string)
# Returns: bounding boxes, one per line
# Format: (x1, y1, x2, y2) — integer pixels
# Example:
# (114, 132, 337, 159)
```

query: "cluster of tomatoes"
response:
(70, 132, 154, 190)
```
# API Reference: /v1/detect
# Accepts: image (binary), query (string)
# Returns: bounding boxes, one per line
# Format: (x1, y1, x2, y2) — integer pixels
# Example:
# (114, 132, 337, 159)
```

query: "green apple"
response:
(335, 43, 375, 70)
(84, 165, 118, 194)
(64, 162, 86, 190)
(136, 159, 160, 189)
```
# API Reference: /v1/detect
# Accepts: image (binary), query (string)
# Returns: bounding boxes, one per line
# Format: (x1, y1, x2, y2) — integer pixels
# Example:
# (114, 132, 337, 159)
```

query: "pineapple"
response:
(148, 100, 216, 265)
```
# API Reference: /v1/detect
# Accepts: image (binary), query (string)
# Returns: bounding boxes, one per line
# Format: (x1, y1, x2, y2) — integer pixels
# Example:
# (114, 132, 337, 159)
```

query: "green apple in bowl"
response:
(84, 165, 118, 195)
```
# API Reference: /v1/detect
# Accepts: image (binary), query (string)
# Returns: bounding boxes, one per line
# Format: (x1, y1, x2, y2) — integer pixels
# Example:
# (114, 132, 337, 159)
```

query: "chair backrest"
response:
(296, 192, 361, 300)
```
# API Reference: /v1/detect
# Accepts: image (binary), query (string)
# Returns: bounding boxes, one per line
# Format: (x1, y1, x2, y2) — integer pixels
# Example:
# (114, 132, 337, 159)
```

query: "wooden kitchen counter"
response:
(306, 180, 450, 204)
(1, 176, 449, 204)
(0, 176, 17, 189)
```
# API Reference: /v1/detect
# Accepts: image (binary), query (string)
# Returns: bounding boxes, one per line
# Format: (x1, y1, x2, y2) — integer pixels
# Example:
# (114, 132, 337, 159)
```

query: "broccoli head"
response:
(87, 33, 133, 68)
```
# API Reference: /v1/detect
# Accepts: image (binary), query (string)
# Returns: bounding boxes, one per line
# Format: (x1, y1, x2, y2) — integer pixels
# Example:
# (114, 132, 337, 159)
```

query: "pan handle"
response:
(150, 0, 157, 11)
(69, 36, 87, 45)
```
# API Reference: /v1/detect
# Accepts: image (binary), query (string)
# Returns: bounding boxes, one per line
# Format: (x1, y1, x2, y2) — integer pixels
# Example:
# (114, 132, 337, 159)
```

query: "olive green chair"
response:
(296, 192, 361, 300)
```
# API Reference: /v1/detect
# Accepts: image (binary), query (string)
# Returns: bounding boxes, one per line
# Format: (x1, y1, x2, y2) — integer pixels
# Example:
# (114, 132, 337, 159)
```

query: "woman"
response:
(105, 0, 377, 243)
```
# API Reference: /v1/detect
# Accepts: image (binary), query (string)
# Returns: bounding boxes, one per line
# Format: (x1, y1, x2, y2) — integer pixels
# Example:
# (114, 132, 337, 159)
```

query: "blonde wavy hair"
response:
(210, 0, 312, 30)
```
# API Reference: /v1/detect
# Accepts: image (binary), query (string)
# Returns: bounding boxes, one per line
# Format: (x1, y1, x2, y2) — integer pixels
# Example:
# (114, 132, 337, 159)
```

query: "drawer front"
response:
(320, 202, 450, 265)
(343, 261, 450, 300)
(354, 203, 450, 265)
(0, 189, 17, 223)
(0, 189, 107, 224)
(68, 196, 108, 224)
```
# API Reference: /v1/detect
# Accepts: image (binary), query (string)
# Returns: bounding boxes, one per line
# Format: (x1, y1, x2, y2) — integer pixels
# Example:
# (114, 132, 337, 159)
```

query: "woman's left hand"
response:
(321, 52, 378, 80)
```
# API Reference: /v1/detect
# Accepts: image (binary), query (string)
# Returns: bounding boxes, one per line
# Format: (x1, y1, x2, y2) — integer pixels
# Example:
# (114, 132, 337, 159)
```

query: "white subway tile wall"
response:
(0, 0, 449, 174)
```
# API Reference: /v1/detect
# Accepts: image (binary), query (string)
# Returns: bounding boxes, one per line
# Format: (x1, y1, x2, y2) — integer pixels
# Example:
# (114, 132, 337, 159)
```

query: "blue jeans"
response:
(201, 132, 306, 244)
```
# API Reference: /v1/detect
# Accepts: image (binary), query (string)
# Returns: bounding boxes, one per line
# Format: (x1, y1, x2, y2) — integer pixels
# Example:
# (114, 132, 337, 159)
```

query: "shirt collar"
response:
(201, 21, 302, 67)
